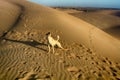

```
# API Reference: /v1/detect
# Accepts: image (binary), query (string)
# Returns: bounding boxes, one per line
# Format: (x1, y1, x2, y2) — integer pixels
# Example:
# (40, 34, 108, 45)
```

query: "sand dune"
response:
(57, 8, 120, 40)
(71, 12, 120, 40)
(0, 0, 120, 80)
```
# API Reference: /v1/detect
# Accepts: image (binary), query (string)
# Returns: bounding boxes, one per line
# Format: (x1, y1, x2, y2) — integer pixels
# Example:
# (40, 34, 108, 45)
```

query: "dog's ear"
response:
(46, 32, 51, 35)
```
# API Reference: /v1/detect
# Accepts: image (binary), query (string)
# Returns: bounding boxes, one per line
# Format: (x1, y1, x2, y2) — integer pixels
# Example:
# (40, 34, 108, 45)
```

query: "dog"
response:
(46, 32, 65, 53)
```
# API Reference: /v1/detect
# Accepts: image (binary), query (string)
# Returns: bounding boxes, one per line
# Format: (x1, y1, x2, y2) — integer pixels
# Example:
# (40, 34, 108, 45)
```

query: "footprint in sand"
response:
(86, 48, 93, 54)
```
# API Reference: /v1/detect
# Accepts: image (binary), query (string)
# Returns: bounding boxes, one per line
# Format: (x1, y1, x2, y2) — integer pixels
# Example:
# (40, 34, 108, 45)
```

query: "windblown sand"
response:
(0, 0, 120, 80)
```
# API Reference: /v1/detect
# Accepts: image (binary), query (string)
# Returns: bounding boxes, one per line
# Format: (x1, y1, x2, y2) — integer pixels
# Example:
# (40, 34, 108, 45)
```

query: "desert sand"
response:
(0, 0, 120, 80)
(56, 8, 120, 40)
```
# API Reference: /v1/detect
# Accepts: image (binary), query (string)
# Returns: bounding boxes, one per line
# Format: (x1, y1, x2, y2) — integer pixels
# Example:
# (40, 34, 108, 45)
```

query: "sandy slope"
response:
(0, 0, 120, 80)
(70, 12, 120, 40)
(0, 0, 21, 37)
(57, 8, 120, 40)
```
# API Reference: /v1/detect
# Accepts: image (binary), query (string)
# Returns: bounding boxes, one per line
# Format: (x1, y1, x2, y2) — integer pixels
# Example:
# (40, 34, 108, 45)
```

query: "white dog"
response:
(46, 32, 64, 53)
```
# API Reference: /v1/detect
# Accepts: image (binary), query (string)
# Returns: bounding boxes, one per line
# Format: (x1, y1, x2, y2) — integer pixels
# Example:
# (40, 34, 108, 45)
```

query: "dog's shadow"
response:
(4, 38, 47, 52)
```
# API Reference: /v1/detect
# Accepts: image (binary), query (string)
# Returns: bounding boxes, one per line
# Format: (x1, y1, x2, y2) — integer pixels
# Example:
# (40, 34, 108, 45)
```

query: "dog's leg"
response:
(48, 45, 51, 53)
(52, 46, 54, 54)
(57, 42, 64, 49)
(58, 44, 69, 51)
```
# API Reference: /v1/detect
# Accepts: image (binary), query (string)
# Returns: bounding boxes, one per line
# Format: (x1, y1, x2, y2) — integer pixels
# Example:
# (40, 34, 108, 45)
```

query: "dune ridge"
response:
(0, 0, 120, 80)
(57, 8, 120, 40)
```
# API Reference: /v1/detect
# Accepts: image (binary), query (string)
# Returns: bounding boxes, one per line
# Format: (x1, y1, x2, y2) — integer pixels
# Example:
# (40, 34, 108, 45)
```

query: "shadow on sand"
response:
(105, 25, 120, 39)
(4, 38, 48, 52)
(112, 11, 120, 17)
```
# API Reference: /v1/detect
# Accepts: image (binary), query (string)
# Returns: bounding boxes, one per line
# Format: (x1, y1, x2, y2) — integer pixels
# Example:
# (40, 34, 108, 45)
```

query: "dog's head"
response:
(46, 32, 51, 36)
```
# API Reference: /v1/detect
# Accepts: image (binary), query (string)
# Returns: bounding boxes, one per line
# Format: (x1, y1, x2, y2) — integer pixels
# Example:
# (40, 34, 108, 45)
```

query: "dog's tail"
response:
(56, 35, 60, 41)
